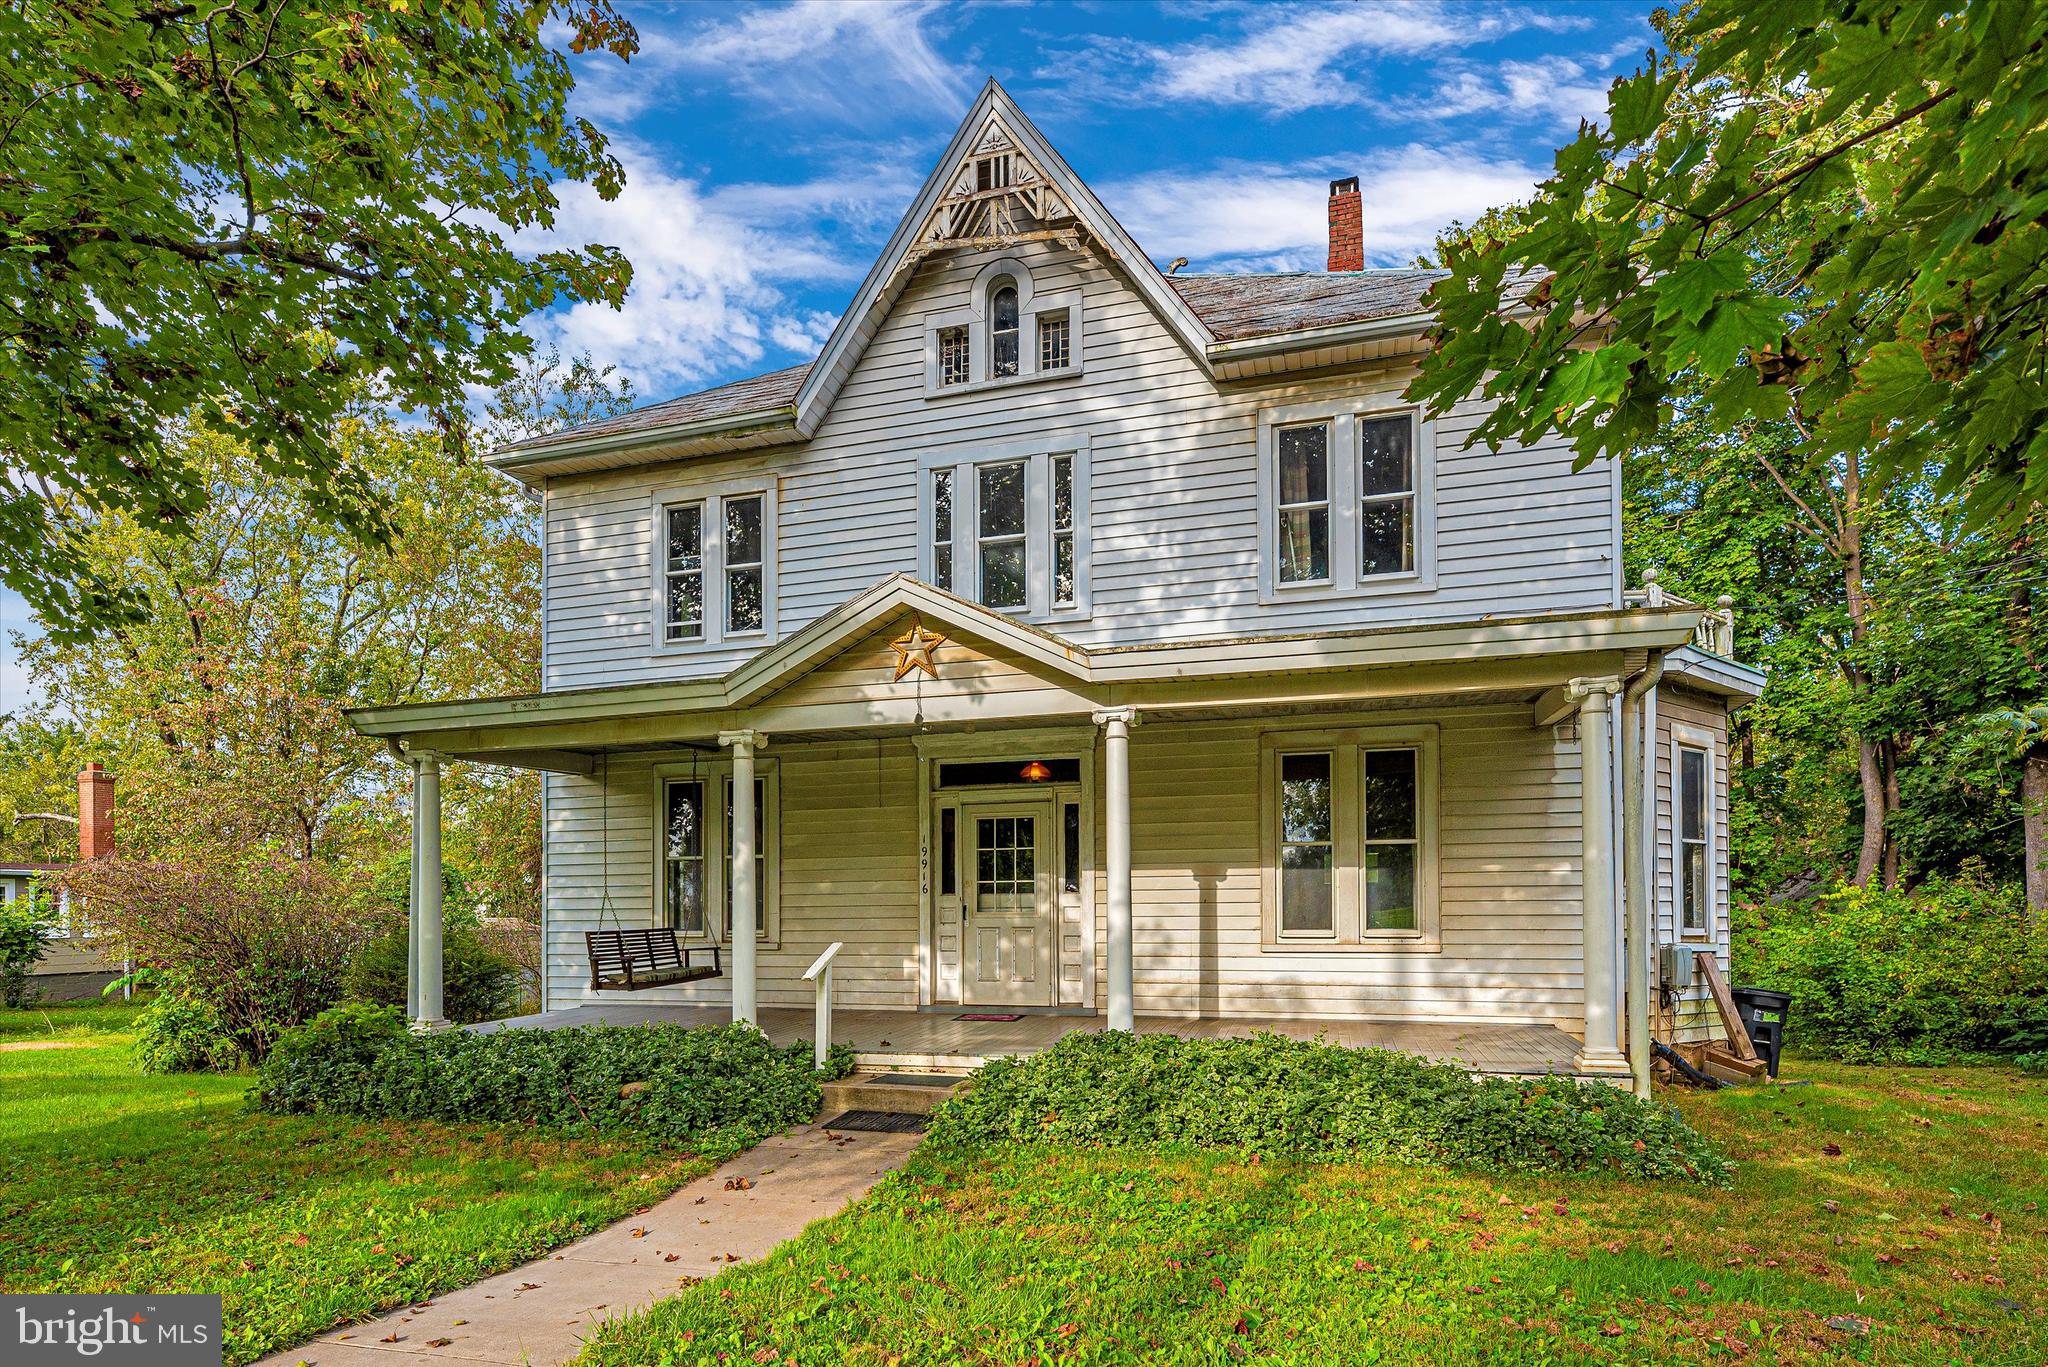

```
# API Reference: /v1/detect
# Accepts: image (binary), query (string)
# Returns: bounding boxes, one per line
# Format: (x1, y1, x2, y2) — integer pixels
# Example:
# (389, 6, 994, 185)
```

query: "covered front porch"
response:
(471, 1002, 1584, 1076)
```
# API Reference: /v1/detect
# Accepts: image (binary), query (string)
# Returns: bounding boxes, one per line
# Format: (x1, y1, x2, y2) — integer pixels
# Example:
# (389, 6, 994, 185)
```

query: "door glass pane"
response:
(1363, 749, 1416, 840)
(1365, 844, 1417, 931)
(1062, 802, 1080, 894)
(975, 814, 1035, 902)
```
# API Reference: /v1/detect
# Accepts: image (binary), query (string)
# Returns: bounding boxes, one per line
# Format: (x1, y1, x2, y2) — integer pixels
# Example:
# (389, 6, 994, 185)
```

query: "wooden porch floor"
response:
(473, 1003, 1582, 1076)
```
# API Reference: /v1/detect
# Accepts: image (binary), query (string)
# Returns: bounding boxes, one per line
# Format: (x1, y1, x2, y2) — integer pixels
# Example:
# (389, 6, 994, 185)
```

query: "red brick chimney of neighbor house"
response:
(78, 763, 114, 862)
(1327, 176, 1363, 273)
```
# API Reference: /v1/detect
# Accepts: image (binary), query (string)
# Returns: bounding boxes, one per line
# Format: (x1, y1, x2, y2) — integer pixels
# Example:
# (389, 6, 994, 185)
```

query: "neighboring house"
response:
(7, 764, 119, 1001)
(353, 84, 1764, 1083)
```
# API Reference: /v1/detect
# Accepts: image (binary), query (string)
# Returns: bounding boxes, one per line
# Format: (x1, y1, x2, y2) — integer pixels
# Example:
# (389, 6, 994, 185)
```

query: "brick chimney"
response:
(1327, 175, 1363, 272)
(78, 763, 114, 862)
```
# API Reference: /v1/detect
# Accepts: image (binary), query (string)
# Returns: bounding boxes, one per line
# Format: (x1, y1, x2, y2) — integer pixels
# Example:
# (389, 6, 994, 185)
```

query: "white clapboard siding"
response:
(542, 239, 1619, 690)
(1654, 685, 1733, 1042)
(546, 704, 1593, 1034)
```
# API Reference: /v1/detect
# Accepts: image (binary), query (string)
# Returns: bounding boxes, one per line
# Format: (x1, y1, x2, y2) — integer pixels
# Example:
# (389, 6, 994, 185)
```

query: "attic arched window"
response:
(990, 280, 1020, 378)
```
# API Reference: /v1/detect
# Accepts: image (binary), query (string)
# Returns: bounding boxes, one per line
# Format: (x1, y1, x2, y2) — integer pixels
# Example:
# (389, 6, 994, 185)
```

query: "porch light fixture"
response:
(1018, 760, 1054, 783)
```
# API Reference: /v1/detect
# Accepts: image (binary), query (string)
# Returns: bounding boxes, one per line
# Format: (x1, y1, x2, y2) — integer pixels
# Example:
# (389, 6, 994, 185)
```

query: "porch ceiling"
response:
(347, 575, 1707, 772)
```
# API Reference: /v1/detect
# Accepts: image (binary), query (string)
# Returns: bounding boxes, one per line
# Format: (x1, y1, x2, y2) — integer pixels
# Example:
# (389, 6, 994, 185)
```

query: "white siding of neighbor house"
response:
(539, 238, 1620, 691)
(1653, 684, 1733, 1042)
(544, 703, 1591, 1036)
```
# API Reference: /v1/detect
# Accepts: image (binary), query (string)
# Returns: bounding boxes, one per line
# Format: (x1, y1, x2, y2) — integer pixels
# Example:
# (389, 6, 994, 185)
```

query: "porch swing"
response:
(583, 750, 724, 992)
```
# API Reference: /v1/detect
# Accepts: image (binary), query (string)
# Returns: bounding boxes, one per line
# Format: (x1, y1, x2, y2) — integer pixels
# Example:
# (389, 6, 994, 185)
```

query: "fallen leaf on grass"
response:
(1822, 1143, 1842, 1156)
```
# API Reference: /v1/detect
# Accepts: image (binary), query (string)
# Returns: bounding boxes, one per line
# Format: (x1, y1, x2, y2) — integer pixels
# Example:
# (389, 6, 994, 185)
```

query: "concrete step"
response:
(818, 1070, 970, 1119)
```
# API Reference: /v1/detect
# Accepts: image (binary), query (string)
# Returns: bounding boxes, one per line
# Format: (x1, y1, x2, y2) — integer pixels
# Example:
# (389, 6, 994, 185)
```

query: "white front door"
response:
(962, 800, 1055, 1006)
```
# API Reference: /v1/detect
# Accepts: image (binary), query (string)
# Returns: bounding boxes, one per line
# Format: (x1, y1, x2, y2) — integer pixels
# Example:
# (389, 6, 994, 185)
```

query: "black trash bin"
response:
(1730, 986, 1792, 1079)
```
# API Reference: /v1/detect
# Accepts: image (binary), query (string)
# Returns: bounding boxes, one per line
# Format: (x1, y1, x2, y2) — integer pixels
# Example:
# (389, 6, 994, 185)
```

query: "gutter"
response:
(1204, 310, 1435, 365)
(1621, 650, 1666, 1099)
(486, 405, 800, 475)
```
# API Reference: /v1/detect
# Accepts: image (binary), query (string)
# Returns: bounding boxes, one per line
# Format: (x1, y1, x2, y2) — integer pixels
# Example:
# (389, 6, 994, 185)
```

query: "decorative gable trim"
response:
(791, 79, 1216, 439)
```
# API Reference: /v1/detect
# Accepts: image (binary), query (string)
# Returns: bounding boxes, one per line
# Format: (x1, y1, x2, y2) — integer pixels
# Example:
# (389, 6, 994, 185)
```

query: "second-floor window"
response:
(654, 485, 775, 647)
(923, 259, 1084, 395)
(923, 445, 1088, 617)
(1258, 401, 1433, 601)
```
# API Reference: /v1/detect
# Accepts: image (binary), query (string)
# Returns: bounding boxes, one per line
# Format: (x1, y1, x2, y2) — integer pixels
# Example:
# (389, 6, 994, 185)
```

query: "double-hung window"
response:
(923, 443, 1089, 617)
(1259, 400, 1432, 600)
(1263, 726, 1437, 948)
(1673, 727, 1715, 938)
(653, 485, 776, 647)
(659, 761, 779, 945)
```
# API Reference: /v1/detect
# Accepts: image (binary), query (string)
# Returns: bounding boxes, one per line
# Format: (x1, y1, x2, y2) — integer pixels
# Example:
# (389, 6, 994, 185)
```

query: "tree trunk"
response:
(2025, 741, 2048, 919)
(1881, 738, 1903, 889)
(1840, 452, 1888, 887)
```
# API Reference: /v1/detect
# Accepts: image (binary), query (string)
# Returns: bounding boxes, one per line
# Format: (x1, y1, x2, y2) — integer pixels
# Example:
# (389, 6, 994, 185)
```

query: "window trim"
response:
(653, 756, 781, 950)
(1670, 721, 1718, 944)
(1258, 724, 1440, 951)
(921, 256, 1086, 397)
(918, 436, 1090, 619)
(647, 478, 777, 651)
(1255, 394, 1436, 603)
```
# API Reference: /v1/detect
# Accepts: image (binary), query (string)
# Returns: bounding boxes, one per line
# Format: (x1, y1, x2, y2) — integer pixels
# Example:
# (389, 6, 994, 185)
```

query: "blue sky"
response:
(2, 0, 1656, 712)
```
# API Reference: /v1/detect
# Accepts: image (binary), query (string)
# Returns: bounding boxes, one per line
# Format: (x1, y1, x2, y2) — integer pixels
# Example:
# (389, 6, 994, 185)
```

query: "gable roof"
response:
(490, 82, 1475, 482)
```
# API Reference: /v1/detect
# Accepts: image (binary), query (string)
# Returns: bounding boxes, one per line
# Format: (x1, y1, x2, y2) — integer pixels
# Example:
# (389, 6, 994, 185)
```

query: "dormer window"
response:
(990, 281, 1020, 378)
(923, 258, 1084, 396)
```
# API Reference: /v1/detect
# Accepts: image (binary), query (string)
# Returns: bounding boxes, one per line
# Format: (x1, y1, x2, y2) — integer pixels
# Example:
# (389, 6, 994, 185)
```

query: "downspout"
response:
(1622, 651, 1666, 1099)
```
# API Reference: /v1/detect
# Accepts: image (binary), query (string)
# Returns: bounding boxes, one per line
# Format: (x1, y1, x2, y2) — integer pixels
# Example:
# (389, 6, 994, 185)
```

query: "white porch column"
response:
(412, 753, 447, 1031)
(1570, 678, 1627, 1076)
(406, 755, 422, 1021)
(1094, 708, 1137, 1032)
(719, 730, 765, 1028)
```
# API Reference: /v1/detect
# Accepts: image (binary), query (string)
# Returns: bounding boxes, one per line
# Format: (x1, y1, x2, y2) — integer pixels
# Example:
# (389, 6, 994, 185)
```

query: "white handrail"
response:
(802, 941, 844, 1068)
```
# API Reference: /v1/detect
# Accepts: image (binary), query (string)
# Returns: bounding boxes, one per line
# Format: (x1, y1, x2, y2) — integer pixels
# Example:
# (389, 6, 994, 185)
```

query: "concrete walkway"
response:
(259, 1124, 921, 1367)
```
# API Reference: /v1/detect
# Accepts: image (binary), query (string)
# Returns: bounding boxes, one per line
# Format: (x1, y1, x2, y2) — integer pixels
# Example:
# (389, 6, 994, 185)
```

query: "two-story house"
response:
(353, 83, 1763, 1090)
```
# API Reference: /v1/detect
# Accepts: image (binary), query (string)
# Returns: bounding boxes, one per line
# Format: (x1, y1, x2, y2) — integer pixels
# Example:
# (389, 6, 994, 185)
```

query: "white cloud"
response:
(1423, 56, 1613, 129)
(1100, 145, 1544, 269)
(574, 0, 968, 127)
(501, 147, 918, 395)
(1120, 2, 1596, 115)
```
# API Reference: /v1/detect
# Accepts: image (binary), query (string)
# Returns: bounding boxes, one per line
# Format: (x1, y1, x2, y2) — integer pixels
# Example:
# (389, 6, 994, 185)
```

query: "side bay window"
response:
(1257, 399, 1433, 601)
(1671, 723, 1717, 941)
(921, 442, 1089, 618)
(651, 484, 776, 648)
(660, 759, 780, 946)
(1261, 726, 1438, 949)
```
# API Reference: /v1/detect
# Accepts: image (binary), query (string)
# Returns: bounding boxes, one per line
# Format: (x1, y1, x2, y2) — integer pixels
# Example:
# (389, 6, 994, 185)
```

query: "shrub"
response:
(924, 1031, 1728, 1185)
(1731, 874, 2048, 1062)
(345, 922, 520, 1025)
(0, 887, 57, 1008)
(134, 988, 244, 1073)
(255, 1013, 837, 1156)
(62, 854, 377, 1061)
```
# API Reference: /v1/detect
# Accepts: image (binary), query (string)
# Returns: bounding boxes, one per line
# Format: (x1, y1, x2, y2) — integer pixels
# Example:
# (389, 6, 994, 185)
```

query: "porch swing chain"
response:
(596, 749, 624, 931)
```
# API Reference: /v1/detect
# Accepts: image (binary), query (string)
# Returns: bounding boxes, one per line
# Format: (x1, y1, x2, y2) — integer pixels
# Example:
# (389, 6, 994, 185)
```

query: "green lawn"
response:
(0, 1001, 714, 1365)
(582, 1060, 2047, 1366)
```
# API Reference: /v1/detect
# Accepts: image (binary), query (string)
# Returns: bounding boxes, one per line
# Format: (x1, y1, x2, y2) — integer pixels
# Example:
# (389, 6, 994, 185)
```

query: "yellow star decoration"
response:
(890, 622, 947, 682)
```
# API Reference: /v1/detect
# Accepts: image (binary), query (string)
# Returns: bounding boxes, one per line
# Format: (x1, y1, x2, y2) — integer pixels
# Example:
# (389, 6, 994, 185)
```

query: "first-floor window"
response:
(1679, 744, 1710, 934)
(1362, 748, 1418, 930)
(977, 460, 1028, 609)
(661, 771, 776, 942)
(723, 777, 768, 939)
(1278, 752, 1335, 933)
(1266, 730, 1435, 946)
(663, 781, 705, 933)
(1052, 454, 1076, 608)
(664, 504, 704, 642)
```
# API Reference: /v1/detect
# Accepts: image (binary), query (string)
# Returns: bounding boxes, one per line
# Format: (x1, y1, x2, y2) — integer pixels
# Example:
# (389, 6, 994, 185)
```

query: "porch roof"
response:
(348, 575, 1713, 772)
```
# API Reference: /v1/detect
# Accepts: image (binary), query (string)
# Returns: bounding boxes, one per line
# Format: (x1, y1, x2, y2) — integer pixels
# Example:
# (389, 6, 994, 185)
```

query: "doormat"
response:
(821, 1110, 928, 1134)
(955, 1012, 1024, 1022)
